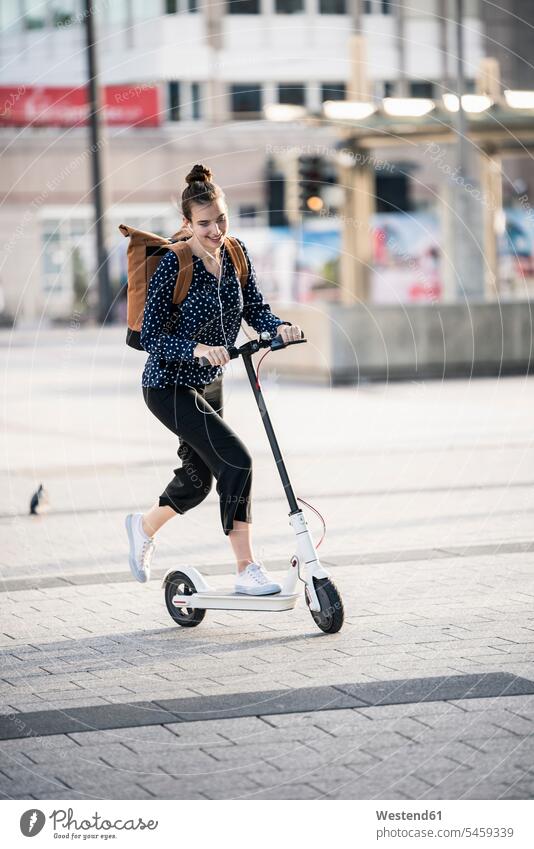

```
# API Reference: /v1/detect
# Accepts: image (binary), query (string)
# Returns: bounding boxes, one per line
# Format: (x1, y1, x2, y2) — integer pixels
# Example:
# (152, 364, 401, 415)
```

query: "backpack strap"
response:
(224, 236, 249, 288)
(168, 240, 194, 304)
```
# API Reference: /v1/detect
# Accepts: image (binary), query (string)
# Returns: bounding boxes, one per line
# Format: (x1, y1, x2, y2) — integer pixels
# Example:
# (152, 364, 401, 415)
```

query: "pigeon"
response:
(29, 483, 50, 515)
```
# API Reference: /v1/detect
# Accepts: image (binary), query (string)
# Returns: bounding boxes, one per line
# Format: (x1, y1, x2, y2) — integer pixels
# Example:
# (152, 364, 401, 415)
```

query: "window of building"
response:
(278, 84, 306, 106)
(319, 0, 346, 12)
(238, 204, 259, 221)
(321, 82, 346, 102)
(42, 229, 63, 292)
(41, 219, 92, 317)
(230, 84, 262, 115)
(364, 0, 392, 12)
(51, 1, 77, 27)
(276, 0, 304, 12)
(409, 81, 434, 98)
(383, 80, 395, 97)
(191, 82, 202, 119)
(23, 0, 45, 28)
(168, 81, 180, 120)
(166, 0, 198, 11)
(227, 0, 260, 13)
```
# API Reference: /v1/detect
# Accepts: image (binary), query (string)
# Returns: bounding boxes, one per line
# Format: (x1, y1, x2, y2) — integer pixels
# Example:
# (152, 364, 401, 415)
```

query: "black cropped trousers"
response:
(142, 374, 252, 535)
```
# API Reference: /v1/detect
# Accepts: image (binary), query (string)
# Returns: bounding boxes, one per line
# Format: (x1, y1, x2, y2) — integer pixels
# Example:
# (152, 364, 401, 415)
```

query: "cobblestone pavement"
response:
(1, 326, 534, 799)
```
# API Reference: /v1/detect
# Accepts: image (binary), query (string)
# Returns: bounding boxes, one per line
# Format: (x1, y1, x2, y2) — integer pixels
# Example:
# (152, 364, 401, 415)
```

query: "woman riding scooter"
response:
(125, 163, 302, 595)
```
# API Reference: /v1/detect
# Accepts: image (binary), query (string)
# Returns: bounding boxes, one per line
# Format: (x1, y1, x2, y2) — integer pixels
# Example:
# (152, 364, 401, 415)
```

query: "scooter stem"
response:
(241, 352, 299, 515)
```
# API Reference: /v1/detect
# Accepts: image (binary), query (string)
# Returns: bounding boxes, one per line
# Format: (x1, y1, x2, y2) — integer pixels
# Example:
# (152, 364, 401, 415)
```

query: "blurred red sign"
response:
(0, 85, 161, 127)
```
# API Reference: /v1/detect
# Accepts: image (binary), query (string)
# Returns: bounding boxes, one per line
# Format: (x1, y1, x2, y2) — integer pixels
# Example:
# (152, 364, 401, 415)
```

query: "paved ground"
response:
(1, 325, 534, 799)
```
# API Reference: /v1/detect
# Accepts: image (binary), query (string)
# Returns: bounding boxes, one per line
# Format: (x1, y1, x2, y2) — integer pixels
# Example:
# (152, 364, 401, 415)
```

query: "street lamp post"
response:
(84, 0, 113, 324)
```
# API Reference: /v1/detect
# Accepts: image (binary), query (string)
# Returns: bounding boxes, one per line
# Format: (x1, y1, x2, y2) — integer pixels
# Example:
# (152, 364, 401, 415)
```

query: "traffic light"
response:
(265, 157, 289, 227)
(298, 155, 323, 214)
(298, 155, 339, 216)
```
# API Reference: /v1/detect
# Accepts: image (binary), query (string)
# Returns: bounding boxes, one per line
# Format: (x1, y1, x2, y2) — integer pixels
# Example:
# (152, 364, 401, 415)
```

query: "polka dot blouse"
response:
(140, 237, 290, 389)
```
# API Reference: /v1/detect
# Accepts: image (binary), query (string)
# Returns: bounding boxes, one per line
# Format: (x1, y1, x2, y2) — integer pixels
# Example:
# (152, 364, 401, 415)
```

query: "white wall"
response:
(0, 11, 484, 86)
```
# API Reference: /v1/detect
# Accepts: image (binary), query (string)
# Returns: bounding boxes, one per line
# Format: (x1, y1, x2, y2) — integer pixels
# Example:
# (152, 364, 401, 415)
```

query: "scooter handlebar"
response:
(196, 330, 306, 367)
(269, 329, 306, 352)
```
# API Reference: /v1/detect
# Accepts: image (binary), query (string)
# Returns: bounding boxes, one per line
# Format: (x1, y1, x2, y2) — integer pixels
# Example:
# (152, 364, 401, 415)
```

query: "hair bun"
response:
(185, 164, 213, 185)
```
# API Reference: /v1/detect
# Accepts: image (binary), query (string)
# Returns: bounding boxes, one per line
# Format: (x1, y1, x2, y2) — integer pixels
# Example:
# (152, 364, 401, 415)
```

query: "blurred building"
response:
(0, 0, 519, 322)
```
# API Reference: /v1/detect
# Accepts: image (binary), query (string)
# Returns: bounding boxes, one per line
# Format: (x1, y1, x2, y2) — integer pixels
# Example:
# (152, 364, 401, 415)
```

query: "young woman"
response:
(125, 163, 302, 595)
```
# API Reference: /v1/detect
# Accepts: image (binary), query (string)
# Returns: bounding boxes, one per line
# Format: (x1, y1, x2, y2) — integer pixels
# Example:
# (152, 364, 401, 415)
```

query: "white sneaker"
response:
(234, 561, 282, 596)
(125, 513, 155, 583)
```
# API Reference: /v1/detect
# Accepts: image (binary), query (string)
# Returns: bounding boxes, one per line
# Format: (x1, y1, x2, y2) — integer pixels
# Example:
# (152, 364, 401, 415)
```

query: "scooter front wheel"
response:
(305, 577, 344, 634)
(164, 571, 206, 628)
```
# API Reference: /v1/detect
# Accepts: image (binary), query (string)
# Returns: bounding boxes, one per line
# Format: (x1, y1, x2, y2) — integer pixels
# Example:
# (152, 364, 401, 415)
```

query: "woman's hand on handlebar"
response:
(193, 343, 230, 366)
(276, 323, 303, 343)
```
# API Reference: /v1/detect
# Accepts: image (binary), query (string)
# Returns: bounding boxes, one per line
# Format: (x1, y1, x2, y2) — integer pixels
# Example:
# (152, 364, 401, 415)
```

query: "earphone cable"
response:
(189, 240, 229, 413)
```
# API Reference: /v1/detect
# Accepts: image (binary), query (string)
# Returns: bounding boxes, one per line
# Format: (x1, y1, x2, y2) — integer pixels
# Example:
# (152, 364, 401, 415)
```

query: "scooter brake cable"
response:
(296, 497, 327, 548)
(254, 348, 271, 389)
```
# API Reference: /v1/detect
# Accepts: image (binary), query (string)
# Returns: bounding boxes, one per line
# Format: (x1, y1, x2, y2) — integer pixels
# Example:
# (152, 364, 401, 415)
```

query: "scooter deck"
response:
(171, 590, 300, 612)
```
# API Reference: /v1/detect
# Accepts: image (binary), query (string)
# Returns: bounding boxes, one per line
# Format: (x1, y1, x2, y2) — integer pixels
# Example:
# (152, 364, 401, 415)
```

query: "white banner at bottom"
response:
(3, 799, 533, 848)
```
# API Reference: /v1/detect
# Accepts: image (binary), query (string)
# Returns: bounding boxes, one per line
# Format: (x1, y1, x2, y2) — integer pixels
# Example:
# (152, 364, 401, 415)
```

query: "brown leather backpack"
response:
(119, 223, 249, 350)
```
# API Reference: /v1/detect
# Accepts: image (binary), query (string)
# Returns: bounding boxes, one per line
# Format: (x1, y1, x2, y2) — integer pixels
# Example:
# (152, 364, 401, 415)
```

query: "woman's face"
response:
(184, 197, 229, 254)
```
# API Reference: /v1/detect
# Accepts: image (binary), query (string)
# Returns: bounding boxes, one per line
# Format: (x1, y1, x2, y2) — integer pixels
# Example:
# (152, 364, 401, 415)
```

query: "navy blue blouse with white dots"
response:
(140, 237, 289, 388)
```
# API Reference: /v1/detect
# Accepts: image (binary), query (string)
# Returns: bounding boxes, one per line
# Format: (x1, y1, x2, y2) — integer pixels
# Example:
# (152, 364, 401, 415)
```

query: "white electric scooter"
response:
(161, 331, 344, 634)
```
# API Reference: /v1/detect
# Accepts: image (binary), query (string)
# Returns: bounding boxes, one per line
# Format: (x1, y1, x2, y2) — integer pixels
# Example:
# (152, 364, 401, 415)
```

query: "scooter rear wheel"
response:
(164, 571, 206, 628)
(305, 578, 344, 634)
